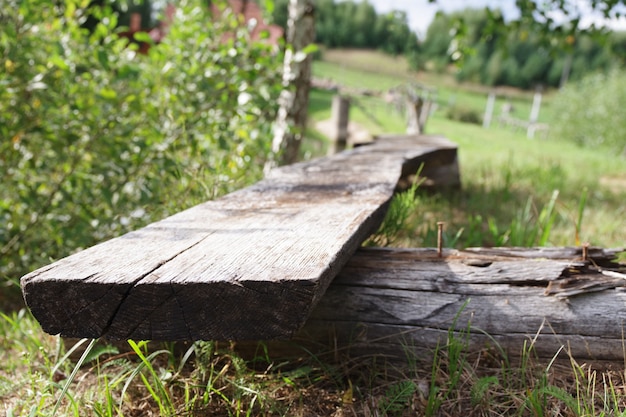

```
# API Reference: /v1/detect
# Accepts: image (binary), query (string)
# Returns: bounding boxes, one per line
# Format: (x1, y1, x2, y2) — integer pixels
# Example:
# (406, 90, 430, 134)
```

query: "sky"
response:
(365, 0, 626, 37)
(366, 0, 516, 36)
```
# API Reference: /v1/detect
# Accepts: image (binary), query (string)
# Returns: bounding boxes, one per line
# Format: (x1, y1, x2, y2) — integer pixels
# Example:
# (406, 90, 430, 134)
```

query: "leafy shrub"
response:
(551, 70, 626, 155)
(446, 105, 482, 125)
(0, 0, 282, 282)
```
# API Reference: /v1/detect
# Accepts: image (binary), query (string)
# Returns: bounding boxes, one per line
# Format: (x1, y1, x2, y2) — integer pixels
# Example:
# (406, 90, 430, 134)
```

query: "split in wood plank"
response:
(21, 135, 459, 341)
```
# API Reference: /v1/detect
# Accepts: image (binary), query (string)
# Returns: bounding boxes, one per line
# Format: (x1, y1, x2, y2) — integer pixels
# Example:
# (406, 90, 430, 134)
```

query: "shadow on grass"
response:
(1, 281, 26, 313)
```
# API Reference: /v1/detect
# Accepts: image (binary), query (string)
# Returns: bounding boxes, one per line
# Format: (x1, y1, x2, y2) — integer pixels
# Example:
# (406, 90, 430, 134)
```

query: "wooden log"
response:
(282, 247, 626, 362)
(21, 135, 459, 341)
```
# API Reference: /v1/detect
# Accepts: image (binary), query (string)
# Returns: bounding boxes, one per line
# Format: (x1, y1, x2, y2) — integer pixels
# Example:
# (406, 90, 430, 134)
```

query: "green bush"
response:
(445, 105, 482, 125)
(551, 70, 626, 155)
(0, 0, 282, 282)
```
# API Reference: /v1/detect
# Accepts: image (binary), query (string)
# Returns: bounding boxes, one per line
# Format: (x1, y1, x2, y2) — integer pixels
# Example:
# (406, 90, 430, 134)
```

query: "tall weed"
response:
(367, 171, 424, 246)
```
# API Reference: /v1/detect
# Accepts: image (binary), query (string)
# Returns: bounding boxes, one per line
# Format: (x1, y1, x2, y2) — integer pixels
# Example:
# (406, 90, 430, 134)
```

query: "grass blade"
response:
(575, 187, 588, 245)
(52, 338, 97, 416)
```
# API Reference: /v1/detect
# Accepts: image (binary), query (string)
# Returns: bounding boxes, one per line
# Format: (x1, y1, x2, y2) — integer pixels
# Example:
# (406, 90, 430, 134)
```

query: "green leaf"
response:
(97, 50, 109, 70)
(263, 0, 274, 14)
(302, 43, 319, 55)
(293, 51, 308, 63)
(99, 87, 117, 99)
(49, 56, 69, 70)
(0, 0, 281, 284)
(133, 31, 152, 43)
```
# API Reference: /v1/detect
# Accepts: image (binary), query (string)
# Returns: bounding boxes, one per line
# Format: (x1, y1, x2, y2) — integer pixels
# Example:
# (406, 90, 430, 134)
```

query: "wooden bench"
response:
(20, 133, 626, 362)
(21, 134, 460, 341)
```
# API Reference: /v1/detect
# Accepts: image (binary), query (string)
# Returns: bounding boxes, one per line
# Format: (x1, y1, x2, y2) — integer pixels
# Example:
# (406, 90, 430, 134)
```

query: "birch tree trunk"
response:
(270, 0, 315, 167)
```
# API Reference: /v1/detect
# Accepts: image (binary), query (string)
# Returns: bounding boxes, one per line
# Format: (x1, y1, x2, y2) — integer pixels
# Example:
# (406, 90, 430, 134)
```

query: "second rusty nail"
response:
(582, 242, 589, 262)
(437, 222, 445, 258)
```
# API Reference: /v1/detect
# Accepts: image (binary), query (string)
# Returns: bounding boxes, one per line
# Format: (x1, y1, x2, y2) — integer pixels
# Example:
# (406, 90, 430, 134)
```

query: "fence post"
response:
(406, 97, 424, 135)
(483, 91, 496, 129)
(328, 95, 350, 154)
(418, 99, 432, 133)
(527, 90, 542, 139)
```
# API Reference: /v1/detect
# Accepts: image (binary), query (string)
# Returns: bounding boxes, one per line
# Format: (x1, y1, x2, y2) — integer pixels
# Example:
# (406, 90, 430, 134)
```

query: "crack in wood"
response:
(170, 283, 193, 340)
(100, 235, 211, 337)
(20, 135, 466, 340)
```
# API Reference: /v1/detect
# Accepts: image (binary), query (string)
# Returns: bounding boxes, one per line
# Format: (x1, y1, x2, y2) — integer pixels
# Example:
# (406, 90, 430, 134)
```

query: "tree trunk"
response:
(270, 0, 315, 167)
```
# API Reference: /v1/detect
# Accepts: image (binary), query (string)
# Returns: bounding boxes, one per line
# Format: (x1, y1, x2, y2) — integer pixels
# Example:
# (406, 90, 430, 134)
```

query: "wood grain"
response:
(285, 247, 626, 362)
(21, 135, 459, 341)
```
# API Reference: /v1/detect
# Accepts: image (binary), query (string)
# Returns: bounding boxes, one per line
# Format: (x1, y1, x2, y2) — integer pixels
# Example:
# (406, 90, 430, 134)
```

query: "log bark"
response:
(21, 135, 459, 341)
(281, 247, 626, 362)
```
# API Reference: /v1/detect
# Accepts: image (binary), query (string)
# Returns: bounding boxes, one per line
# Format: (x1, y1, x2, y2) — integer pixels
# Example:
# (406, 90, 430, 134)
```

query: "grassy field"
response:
(426, 116, 625, 248)
(315, 48, 556, 125)
(2, 49, 626, 416)
(310, 50, 625, 251)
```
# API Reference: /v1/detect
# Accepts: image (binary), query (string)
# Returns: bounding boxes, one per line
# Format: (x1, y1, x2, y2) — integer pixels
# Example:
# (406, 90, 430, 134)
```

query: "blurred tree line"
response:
(270, 0, 626, 91)
(271, 0, 420, 58)
(420, 8, 626, 89)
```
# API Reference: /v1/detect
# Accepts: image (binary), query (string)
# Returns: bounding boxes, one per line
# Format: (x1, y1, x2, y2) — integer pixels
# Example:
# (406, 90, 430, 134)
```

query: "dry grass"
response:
(320, 48, 415, 80)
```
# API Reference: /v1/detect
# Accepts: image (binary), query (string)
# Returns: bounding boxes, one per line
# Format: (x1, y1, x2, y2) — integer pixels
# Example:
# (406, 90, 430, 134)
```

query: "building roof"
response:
(120, 1, 283, 53)
(211, 0, 284, 45)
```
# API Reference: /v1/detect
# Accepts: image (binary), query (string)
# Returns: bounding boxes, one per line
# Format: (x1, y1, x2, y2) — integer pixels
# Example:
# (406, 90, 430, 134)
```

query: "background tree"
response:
(420, 7, 620, 89)
(353, 0, 377, 48)
(271, 0, 419, 58)
(271, 0, 315, 165)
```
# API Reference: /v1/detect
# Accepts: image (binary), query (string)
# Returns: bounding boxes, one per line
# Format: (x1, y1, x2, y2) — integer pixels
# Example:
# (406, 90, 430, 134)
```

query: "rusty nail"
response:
(582, 242, 589, 262)
(437, 222, 445, 258)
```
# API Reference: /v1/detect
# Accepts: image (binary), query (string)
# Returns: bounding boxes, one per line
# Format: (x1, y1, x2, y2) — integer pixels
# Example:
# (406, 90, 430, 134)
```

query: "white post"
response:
(483, 92, 496, 129)
(527, 91, 542, 139)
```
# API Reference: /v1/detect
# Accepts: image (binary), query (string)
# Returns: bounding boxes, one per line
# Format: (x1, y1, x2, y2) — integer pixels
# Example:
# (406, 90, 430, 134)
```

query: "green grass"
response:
(0, 309, 338, 415)
(311, 50, 626, 250)
(314, 49, 556, 125)
(314, 49, 413, 90)
(4, 305, 626, 415)
(420, 115, 626, 249)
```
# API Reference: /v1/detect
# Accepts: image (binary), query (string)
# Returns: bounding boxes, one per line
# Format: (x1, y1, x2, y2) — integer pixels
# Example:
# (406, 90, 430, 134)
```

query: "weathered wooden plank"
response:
(21, 135, 459, 341)
(283, 247, 626, 362)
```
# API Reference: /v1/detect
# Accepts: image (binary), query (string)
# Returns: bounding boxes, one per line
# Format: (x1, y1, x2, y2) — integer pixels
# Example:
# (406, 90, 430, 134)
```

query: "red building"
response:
(211, 0, 283, 45)
(120, 1, 283, 54)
